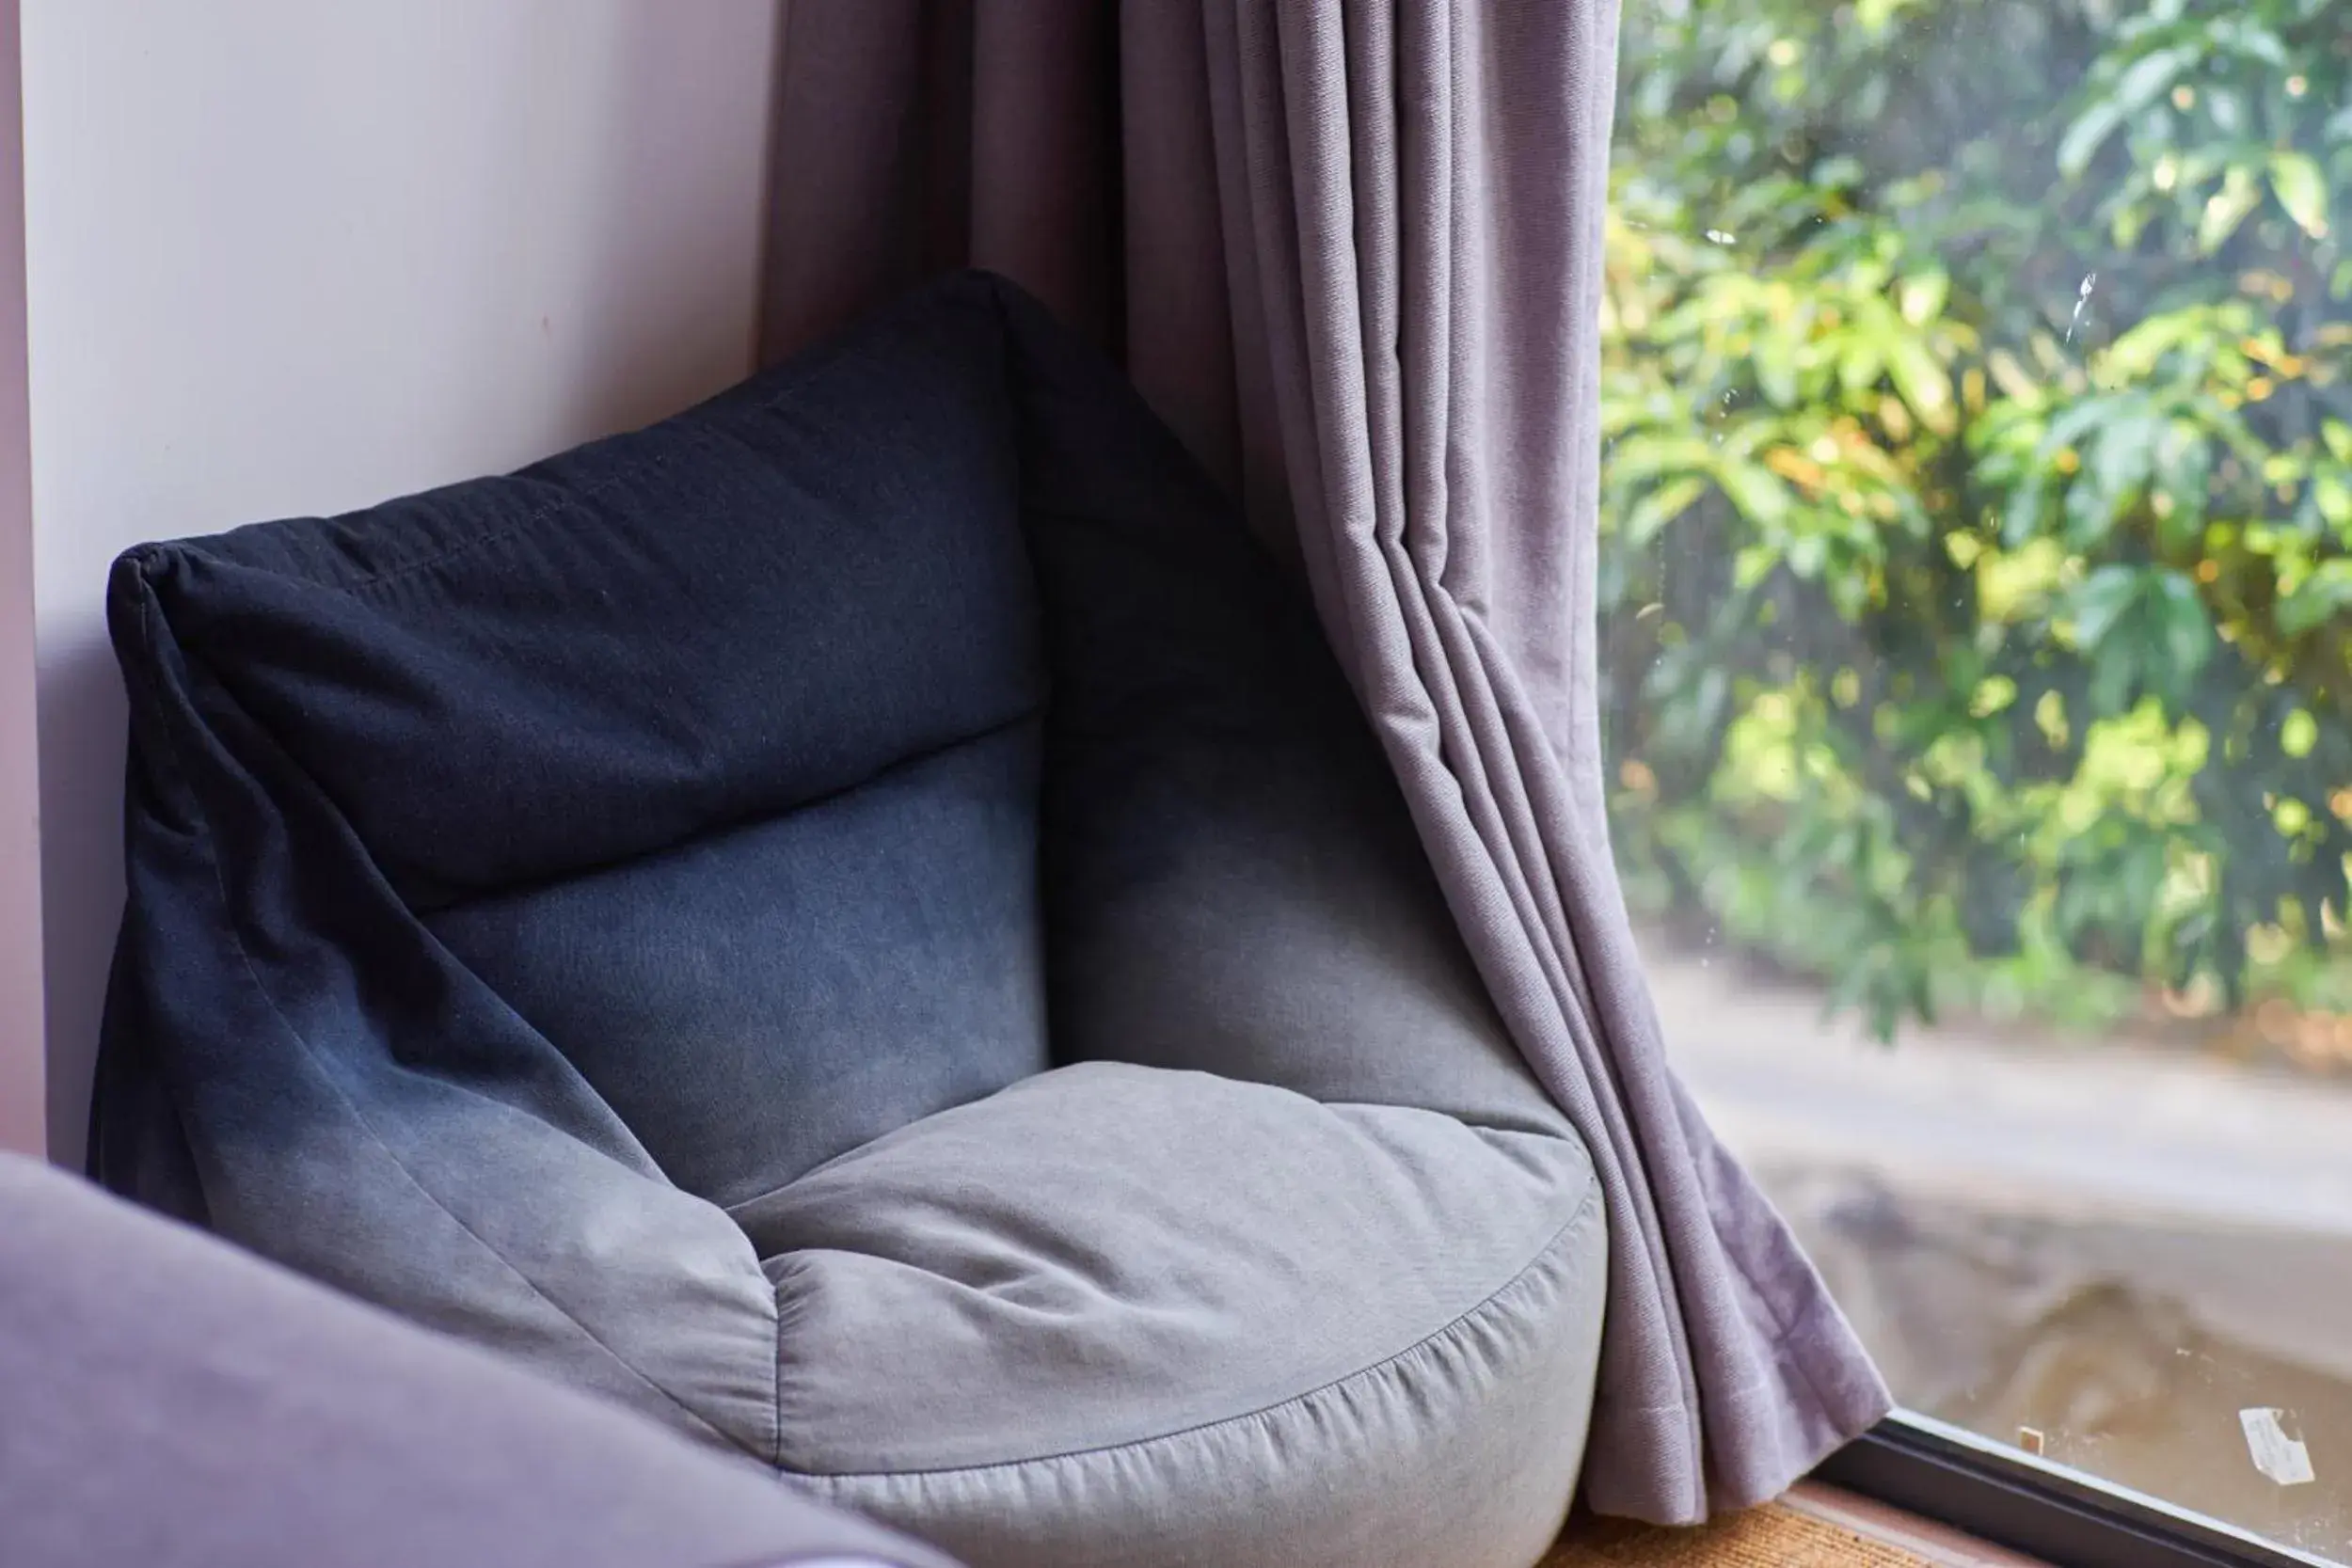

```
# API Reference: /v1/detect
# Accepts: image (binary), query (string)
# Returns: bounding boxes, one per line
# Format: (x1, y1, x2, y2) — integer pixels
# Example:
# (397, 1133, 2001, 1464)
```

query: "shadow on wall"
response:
(34, 643, 123, 1166)
(24, 0, 782, 1165)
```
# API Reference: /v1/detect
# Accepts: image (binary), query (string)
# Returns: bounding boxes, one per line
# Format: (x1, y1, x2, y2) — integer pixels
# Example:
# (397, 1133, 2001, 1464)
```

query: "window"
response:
(1601, 0, 2352, 1560)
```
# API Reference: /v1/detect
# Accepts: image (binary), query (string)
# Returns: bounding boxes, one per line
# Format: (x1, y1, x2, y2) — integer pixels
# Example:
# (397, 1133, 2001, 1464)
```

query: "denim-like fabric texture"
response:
(93, 273, 1607, 1568)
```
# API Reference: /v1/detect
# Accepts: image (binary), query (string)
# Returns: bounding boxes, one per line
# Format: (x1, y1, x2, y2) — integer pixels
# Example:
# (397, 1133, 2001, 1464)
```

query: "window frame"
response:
(1816, 1411, 2339, 1568)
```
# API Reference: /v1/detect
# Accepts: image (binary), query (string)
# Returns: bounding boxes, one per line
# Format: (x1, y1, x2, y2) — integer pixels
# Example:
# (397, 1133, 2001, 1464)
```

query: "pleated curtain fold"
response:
(757, 0, 1891, 1524)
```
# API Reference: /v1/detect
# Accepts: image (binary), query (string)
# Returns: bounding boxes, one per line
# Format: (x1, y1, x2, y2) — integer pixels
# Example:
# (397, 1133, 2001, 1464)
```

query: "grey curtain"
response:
(759, 0, 1891, 1524)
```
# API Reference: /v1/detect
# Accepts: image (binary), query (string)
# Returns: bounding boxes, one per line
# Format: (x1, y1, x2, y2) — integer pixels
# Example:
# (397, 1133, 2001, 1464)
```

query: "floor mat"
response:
(1544, 1502, 1942, 1567)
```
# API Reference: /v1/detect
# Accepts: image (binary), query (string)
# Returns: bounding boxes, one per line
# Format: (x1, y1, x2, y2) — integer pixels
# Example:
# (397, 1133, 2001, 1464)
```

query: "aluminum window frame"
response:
(1815, 1411, 2339, 1568)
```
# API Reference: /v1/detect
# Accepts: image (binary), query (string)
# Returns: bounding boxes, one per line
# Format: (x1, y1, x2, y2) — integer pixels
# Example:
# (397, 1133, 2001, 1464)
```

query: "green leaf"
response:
(1606, 433, 1716, 485)
(2279, 559, 2352, 636)
(2204, 86, 2247, 137)
(1623, 476, 1709, 546)
(2217, 19, 2289, 69)
(2150, 571, 2213, 681)
(1715, 460, 1796, 526)
(1886, 337, 1957, 436)
(2068, 564, 2142, 648)
(2106, 307, 2224, 377)
(1755, 344, 1800, 409)
(2057, 101, 2127, 182)
(2002, 478, 2049, 547)
(2270, 151, 2330, 240)
(1838, 341, 1886, 399)
(2060, 46, 2183, 180)
(2057, 46, 2193, 180)
(2314, 472, 2352, 531)
(1897, 270, 1949, 326)
(1733, 544, 1779, 591)
(2064, 461, 2124, 547)
(2283, 709, 2318, 759)
(1786, 531, 1831, 578)
(2090, 406, 2159, 498)
(2198, 166, 2261, 254)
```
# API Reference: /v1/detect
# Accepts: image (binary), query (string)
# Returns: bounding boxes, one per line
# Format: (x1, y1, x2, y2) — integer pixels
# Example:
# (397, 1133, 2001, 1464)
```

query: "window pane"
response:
(1602, 0, 2352, 1558)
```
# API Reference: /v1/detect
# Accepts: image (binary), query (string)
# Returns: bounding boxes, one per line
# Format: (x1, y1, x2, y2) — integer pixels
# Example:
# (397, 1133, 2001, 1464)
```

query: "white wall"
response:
(0, 0, 43, 1158)
(21, 0, 782, 1164)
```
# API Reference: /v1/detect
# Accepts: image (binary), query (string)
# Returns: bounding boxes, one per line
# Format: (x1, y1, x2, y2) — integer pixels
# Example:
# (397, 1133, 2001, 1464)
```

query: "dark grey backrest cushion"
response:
(100, 282, 1053, 1221)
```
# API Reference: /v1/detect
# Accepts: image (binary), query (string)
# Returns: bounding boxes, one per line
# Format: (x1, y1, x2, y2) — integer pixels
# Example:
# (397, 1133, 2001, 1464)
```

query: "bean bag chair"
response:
(91, 273, 1608, 1568)
(0, 1153, 948, 1568)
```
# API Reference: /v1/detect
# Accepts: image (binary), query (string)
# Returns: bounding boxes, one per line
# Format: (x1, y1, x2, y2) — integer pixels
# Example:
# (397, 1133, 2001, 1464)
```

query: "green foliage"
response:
(1601, 0, 2352, 1039)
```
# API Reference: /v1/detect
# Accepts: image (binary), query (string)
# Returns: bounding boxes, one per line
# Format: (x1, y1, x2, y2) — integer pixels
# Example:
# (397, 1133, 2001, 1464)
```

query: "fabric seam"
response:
(414, 705, 1046, 921)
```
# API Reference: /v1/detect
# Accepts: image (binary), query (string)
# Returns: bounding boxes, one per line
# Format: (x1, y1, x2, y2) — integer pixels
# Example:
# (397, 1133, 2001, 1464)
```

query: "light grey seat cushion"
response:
(745, 1062, 1606, 1568)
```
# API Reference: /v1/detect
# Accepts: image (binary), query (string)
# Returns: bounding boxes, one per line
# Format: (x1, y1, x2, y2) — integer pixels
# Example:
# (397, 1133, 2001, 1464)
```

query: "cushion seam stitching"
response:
(417, 703, 1046, 922)
(729, 1086, 1581, 1227)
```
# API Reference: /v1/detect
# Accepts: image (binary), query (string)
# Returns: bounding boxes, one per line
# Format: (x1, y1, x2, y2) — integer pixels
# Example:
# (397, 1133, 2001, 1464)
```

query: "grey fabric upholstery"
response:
(0, 1153, 953, 1568)
(91, 274, 1609, 1568)
(755, 1063, 1605, 1568)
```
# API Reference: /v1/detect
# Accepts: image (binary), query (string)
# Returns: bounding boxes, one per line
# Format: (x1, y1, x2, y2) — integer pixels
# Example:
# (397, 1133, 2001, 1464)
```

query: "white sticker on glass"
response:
(2240, 1407, 2316, 1487)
